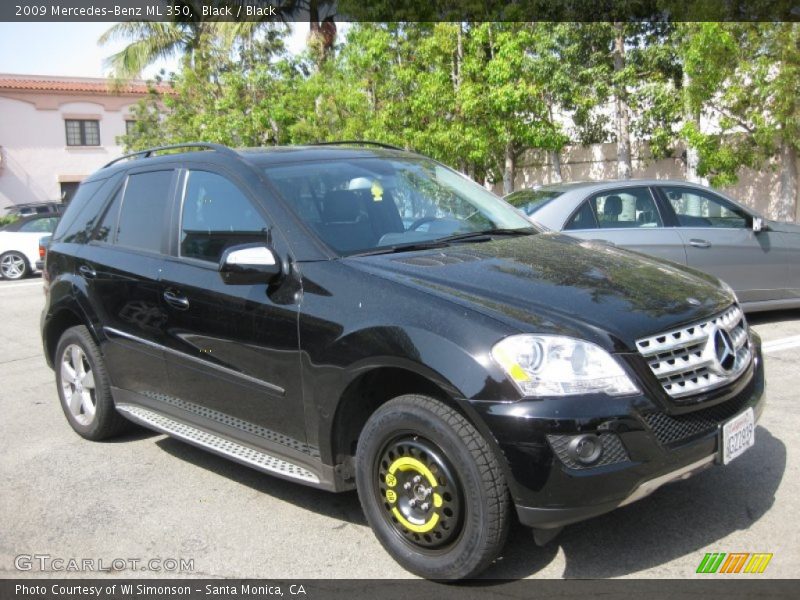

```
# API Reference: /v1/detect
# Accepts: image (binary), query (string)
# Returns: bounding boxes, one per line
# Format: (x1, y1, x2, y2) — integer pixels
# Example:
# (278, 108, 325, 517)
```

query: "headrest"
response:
(604, 195, 622, 216)
(635, 196, 651, 212)
(323, 190, 363, 222)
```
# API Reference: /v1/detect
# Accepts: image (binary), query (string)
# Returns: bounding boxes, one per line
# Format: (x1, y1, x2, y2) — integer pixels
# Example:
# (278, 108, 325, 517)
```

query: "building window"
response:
(65, 120, 100, 146)
(125, 120, 136, 136)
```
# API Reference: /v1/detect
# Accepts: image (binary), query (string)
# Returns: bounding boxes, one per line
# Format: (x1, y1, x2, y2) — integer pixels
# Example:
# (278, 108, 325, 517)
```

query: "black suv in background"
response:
(41, 143, 765, 579)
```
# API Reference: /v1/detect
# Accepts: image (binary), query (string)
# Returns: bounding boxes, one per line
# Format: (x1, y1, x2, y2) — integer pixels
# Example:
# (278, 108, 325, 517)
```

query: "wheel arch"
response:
(325, 361, 513, 495)
(42, 303, 101, 369)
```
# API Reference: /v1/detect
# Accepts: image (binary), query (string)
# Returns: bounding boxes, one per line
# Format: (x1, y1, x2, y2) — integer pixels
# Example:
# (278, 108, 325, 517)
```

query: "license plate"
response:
(721, 407, 755, 465)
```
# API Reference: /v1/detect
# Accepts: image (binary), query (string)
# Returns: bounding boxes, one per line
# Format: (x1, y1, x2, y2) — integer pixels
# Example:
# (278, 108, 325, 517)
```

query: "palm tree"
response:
(99, 21, 210, 78)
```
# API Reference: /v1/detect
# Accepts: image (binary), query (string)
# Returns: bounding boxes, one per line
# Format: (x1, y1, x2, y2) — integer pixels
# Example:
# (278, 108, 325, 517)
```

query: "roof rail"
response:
(102, 142, 238, 169)
(310, 140, 405, 151)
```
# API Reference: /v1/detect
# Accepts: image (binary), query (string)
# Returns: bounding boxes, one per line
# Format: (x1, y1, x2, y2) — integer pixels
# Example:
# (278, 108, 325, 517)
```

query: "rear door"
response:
(157, 167, 307, 449)
(657, 185, 790, 303)
(563, 186, 687, 265)
(78, 168, 176, 398)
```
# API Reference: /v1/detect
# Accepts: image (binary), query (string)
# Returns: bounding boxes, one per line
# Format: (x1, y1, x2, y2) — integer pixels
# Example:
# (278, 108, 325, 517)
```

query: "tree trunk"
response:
(682, 70, 702, 183)
(613, 23, 632, 179)
(550, 150, 563, 182)
(775, 141, 798, 222)
(503, 143, 515, 195)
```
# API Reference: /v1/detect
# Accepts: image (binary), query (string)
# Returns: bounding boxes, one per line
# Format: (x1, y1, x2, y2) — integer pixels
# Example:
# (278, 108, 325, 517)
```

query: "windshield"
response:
(505, 189, 564, 216)
(263, 157, 533, 255)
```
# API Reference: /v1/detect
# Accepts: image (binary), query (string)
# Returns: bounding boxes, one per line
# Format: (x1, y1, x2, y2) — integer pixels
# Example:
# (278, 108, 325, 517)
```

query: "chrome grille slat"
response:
(636, 305, 752, 401)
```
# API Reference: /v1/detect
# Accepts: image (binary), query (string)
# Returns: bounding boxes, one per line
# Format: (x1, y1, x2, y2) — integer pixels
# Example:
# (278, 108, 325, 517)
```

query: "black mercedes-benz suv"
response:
(41, 142, 765, 579)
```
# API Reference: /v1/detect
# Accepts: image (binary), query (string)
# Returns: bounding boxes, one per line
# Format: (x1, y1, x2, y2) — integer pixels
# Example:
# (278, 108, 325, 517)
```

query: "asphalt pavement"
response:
(1, 277, 797, 579)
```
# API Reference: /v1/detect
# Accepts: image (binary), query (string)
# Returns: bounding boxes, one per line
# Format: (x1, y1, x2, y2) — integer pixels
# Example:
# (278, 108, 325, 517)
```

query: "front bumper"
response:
(468, 337, 766, 530)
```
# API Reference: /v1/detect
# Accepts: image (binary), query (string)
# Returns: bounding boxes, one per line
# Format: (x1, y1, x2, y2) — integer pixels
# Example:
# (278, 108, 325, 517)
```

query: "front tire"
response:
(355, 394, 510, 579)
(55, 325, 129, 440)
(0, 251, 29, 280)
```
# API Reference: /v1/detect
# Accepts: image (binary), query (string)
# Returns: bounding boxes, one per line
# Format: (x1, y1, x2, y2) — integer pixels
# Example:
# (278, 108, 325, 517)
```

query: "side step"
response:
(116, 404, 320, 485)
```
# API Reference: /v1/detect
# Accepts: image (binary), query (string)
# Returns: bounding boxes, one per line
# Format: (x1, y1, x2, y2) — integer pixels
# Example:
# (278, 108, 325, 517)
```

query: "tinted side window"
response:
(52, 179, 105, 243)
(115, 171, 174, 252)
(180, 170, 268, 263)
(662, 186, 749, 228)
(565, 201, 598, 230)
(19, 217, 58, 233)
(93, 186, 123, 243)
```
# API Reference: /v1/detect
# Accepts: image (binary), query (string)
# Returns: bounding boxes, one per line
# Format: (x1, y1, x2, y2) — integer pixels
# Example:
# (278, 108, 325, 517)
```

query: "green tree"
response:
(682, 22, 800, 221)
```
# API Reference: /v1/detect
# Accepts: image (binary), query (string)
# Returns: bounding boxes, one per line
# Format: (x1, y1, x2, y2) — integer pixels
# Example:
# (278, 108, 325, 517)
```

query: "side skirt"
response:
(116, 402, 336, 490)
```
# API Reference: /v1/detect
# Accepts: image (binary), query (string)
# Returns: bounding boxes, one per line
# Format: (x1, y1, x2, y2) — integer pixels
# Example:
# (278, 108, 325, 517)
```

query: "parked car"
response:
(4, 201, 63, 217)
(35, 235, 51, 271)
(0, 214, 58, 279)
(42, 143, 764, 579)
(507, 180, 800, 312)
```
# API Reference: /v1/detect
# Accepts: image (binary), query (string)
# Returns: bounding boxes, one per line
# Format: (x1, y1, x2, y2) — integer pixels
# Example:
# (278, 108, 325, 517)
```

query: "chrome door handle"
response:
(78, 265, 96, 279)
(163, 290, 190, 310)
(689, 239, 711, 248)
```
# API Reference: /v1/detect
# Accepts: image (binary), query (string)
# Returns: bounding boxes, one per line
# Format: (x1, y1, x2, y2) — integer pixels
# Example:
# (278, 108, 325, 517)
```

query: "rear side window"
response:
(52, 179, 106, 243)
(180, 170, 268, 263)
(569, 187, 662, 230)
(115, 170, 174, 253)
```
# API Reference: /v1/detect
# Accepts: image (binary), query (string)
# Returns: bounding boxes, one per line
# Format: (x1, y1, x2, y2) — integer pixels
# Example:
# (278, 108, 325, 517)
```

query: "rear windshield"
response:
(263, 157, 532, 255)
(504, 189, 564, 216)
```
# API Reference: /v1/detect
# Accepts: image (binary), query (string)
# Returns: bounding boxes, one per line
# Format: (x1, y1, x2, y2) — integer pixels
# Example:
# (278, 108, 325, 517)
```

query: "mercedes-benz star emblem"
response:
(711, 327, 736, 372)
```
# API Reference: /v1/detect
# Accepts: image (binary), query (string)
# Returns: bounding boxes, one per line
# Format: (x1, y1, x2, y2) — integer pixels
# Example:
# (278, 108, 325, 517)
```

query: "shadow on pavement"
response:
(482, 425, 785, 579)
(155, 436, 367, 526)
(746, 309, 799, 326)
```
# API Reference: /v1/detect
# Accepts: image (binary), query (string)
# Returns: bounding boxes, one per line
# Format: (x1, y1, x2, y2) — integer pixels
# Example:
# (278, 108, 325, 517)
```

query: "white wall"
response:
(0, 96, 134, 208)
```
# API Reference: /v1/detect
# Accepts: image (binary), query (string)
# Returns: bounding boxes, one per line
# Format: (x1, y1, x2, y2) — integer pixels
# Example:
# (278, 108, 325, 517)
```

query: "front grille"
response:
(642, 392, 751, 446)
(635, 305, 752, 401)
(547, 433, 629, 470)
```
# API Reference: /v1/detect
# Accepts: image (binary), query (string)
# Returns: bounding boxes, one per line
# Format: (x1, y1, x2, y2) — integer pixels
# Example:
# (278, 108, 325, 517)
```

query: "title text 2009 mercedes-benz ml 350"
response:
(41, 143, 765, 579)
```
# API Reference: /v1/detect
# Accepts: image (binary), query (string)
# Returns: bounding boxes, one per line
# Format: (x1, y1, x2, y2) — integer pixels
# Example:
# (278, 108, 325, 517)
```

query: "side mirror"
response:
(752, 217, 766, 233)
(219, 243, 281, 285)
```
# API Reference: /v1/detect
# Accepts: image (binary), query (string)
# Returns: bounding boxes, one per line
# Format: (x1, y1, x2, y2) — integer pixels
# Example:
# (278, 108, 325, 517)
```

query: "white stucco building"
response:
(0, 74, 165, 210)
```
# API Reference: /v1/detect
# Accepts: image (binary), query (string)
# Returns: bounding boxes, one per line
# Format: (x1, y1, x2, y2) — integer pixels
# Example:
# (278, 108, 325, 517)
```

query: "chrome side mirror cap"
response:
(219, 243, 281, 285)
(752, 217, 765, 233)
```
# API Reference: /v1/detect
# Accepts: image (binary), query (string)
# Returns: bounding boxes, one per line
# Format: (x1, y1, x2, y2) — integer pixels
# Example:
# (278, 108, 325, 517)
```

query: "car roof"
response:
(90, 144, 419, 182)
(529, 179, 713, 193)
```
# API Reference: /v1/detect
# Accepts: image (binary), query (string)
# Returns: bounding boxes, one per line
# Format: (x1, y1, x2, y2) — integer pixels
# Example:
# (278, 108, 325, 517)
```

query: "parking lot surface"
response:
(1, 277, 798, 579)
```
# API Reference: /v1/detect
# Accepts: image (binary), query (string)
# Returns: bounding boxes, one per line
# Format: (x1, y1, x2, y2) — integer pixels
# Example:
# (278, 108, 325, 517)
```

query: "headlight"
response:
(492, 335, 640, 397)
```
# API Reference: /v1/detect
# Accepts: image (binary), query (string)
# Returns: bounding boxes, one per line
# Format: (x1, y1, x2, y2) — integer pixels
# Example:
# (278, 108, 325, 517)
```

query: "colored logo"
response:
(696, 552, 773, 574)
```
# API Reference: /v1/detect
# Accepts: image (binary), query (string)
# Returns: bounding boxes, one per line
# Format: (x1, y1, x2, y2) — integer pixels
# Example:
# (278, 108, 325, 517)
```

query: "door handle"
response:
(163, 290, 190, 310)
(689, 239, 712, 248)
(78, 265, 96, 279)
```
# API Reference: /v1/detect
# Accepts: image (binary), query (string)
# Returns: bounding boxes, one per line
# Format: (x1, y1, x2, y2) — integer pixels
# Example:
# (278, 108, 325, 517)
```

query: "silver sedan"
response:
(506, 179, 800, 312)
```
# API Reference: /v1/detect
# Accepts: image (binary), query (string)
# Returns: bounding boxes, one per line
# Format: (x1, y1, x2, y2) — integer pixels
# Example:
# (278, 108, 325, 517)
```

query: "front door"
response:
(157, 168, 307, 451)
(659, 185, 789, 304)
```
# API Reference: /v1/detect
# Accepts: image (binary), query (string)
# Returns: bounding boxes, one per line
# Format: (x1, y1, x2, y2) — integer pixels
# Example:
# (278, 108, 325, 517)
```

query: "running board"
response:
(116, 404, 320, 485)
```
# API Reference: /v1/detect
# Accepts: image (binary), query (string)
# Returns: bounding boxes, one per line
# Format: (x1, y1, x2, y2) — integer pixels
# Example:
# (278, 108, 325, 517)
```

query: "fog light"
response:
(567, 434, 603, 465)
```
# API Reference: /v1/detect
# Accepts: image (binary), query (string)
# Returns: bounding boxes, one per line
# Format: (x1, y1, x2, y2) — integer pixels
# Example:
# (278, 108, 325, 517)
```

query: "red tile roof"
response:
(0, 74, 171, 95)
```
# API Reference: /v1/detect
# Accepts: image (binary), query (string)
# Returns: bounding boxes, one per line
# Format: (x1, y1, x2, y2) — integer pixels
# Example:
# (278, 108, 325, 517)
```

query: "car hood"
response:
(348, 233, 733, 352)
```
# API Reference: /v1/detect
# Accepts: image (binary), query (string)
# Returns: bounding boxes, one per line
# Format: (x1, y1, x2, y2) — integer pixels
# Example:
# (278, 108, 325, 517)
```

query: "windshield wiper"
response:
(434, 227, 538, 244)
(348, 240, 452, 257)
(348, 228, 537, 257)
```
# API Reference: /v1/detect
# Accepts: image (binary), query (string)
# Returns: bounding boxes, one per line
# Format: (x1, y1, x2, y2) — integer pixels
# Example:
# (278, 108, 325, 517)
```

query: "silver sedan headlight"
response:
(492, 334, 640, 397)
